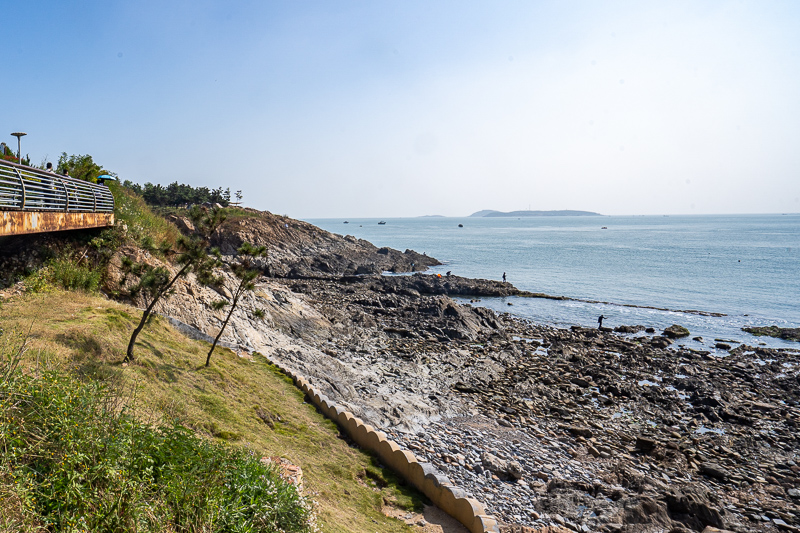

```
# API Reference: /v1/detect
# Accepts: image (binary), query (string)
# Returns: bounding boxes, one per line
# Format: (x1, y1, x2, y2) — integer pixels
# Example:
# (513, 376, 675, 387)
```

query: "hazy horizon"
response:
(305, 210, 800, 220)
(4, 1, 800, 218)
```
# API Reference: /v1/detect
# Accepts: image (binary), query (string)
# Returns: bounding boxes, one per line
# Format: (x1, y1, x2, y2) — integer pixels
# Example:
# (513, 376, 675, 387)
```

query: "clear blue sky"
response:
(4, 1, 799, 217)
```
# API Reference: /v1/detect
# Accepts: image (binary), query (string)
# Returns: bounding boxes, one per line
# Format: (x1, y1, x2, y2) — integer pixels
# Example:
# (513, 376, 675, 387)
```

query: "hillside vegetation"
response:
(0, 185, 429, 532)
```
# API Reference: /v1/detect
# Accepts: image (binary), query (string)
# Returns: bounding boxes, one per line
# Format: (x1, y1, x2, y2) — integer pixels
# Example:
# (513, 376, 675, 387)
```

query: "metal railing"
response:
(0, 159, 114, 213)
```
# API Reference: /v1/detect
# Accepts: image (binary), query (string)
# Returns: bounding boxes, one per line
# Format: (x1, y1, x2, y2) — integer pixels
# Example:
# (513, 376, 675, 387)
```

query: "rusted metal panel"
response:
(0, 211, 115, 236)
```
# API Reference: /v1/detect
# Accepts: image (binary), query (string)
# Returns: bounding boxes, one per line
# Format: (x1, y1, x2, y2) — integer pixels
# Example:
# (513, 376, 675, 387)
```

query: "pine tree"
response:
(206, 242, 267, 367)
(122, 206, 226, 363)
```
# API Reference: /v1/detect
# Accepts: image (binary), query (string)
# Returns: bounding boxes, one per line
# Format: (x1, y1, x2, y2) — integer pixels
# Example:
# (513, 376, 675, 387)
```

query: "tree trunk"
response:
(206, 292, 241, 367)
(124, 264, 191, 363)
(124, 301, 156, 363)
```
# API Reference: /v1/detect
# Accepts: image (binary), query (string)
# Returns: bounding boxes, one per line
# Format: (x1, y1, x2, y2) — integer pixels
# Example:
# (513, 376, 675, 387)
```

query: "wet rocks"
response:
(743, 326, 800, 343)
(98, 210, 800, 532)
(663, 324, 691, 338)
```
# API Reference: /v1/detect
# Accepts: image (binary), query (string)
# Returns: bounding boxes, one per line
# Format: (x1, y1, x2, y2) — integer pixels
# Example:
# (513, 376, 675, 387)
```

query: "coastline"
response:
(10, 205, 797, 532)
(306, 214, 800, 335)
(265, 273, 800, 532)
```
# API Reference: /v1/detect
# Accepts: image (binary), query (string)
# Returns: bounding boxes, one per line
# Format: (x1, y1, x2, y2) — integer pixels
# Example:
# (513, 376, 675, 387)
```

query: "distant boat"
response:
(458, 224, 463, 228)
(601, 226, 608, 229)
(378, 221, 386, 225)
(343, 221, 349, 224)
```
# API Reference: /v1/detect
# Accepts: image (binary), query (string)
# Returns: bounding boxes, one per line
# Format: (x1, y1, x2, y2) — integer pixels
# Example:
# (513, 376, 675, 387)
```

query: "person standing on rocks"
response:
(598, 315, 605, 328)
(502, 272, 507, 283)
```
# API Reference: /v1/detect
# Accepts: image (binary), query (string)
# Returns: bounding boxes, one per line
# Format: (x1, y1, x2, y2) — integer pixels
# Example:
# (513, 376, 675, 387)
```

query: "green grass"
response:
(0, 291, 427, 532)
(108, 183, 182, 253)
(22, 255, 103, 294)
(15, 184, 181, 295)
(0, 332, 313, 533)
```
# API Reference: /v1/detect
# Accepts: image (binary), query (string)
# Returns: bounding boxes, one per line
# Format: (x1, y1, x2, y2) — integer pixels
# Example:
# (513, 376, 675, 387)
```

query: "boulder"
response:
(663, 324, 690, 338)
(481, 452, 523, 481)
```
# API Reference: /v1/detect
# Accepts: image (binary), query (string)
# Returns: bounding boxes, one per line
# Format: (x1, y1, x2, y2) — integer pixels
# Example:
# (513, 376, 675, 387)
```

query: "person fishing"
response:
(598, 315, 605, 329)
(502, 272, 507, 283)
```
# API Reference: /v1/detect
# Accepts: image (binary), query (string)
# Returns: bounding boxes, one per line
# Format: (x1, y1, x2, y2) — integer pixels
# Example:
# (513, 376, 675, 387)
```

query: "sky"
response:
(3, 1, 800, 218)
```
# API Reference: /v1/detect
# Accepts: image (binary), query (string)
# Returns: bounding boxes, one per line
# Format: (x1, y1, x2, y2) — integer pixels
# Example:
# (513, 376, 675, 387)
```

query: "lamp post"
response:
(11, 132, 26, 165)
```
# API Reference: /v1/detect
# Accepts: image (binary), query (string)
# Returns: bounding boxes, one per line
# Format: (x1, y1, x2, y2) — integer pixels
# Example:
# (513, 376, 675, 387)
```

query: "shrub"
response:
(0, 334, 315, 532)
(46, 257, 102, 292)
(22, 257, 102, 294)
(109, 183, 181, 253)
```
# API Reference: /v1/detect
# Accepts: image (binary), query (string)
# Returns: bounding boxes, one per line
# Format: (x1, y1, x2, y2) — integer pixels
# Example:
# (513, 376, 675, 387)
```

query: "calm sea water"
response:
(305, 214, 800, 351)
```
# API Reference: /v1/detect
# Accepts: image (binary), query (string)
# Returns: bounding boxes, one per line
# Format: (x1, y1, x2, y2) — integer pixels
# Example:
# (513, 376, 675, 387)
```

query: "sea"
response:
(305, 214, 800, 352)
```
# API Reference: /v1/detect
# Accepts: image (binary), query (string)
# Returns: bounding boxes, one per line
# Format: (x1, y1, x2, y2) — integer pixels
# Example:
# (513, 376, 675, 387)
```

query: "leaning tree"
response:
(122, 206, 226, 363)
(205, 241, 268, 367)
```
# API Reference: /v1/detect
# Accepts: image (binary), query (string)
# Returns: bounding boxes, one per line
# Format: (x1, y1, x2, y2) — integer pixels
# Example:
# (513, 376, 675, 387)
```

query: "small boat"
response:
(601, 226, 608, 229)
(343, 221, 349, 224)
(458, 224, 463, 228)
(378, 221, 386, 225)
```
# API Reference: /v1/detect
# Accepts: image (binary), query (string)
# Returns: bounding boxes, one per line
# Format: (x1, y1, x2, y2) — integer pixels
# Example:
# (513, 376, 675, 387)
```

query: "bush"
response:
(0, 334, 315, 532)
(22, 257, 102, 294)
(47, 257, 102, 292)
(109, 183, 182, 253)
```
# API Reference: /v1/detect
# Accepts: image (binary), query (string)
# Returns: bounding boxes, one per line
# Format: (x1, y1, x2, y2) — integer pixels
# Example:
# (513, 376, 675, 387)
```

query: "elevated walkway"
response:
(0, 159, 115, 236)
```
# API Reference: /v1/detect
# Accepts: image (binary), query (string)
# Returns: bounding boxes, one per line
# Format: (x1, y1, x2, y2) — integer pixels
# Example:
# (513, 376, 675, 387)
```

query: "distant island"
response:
(469, 209, 602, 217)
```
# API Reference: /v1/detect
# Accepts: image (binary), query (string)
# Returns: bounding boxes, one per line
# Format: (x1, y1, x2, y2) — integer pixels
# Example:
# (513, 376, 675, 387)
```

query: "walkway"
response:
(0, 159, 115, 236)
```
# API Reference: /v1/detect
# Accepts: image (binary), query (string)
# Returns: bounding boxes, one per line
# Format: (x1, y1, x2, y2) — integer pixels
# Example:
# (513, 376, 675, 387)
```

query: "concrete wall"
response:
(265, 357, 500, 533)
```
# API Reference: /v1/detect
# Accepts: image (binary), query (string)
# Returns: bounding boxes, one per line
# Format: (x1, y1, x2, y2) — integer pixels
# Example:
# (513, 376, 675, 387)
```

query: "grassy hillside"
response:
(0, 290, 425, 532)
(0, 186, 428, 532)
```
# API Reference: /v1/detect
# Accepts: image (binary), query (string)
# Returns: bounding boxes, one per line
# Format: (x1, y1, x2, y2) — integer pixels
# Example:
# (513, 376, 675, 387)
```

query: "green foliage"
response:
(122, 180, 231, 207)
(0, 142, 26, 164)
(47, 257, 102, 293)
(56, 153, 113, 183)
(108, 182, 182, 253)
(0, 334, 314, 532)
(123, 206, 228, 362)
(22, 268, 53, 294)
(22, 256, 102, 294)
(206, 241, 268, 367)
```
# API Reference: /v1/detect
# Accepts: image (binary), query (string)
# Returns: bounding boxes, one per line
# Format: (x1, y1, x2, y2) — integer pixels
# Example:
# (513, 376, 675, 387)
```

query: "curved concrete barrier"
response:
(264, 356, 500, 533)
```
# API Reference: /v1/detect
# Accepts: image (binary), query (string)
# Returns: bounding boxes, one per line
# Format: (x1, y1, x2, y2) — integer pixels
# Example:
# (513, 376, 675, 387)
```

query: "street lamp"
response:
(10, 132, 26, 165)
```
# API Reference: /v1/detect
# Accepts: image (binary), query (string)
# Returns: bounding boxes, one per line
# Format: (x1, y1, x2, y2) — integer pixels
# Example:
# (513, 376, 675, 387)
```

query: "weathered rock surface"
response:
(105, 211, 800, 532)
(743, 326, 800, 343)
(207, 208, 440, 277)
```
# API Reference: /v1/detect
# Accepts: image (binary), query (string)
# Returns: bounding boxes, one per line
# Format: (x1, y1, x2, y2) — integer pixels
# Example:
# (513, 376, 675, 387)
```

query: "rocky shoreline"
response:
(5, 207, 799, 532)
(178, 211, 800, 532)
(274, 273, 800, 533)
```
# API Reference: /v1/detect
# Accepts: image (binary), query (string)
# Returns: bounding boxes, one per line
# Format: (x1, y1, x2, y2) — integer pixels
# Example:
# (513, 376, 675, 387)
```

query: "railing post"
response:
(12, 168, 26, 209)
(56, 178, 68, 211)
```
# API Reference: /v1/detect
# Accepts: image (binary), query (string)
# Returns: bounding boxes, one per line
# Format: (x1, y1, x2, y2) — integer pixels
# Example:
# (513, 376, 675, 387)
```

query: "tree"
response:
(206, 242, 267, 367)
(56, 153, 113, 182)
(122, 206, 227, 363)
(121, 180, 231, 207)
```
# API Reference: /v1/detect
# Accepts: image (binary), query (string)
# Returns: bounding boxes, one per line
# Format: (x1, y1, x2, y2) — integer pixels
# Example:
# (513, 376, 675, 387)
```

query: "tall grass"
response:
(0, 333, 315, 532)
(17, 184, 183, 295)
(109, 182, 182, 253)
(22, 256, 102, 294)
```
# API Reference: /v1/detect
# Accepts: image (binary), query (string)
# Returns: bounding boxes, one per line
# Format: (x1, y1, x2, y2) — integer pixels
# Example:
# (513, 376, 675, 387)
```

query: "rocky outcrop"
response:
(663, 324, 691, 338)
(202, 209, 440, 277)
(743, 326, 800, 342)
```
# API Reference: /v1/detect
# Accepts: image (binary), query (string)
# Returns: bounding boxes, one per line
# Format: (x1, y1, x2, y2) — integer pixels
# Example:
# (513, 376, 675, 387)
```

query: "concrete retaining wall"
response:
(266, 357, 500, 533)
